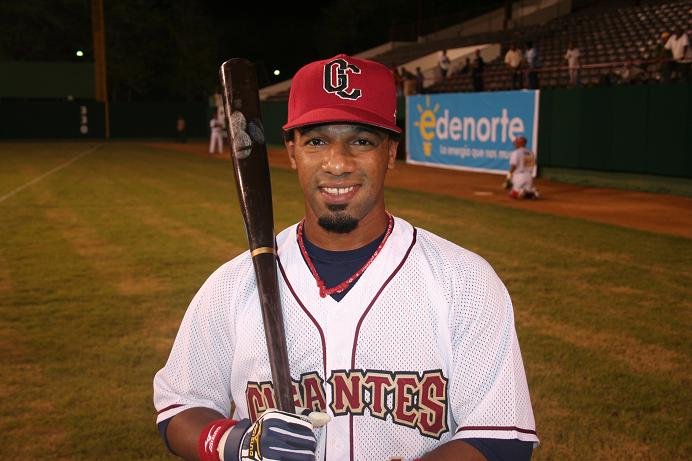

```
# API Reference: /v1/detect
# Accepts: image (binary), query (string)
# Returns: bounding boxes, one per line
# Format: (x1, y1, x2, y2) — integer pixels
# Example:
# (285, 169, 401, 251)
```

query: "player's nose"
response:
(322, 142, 355, 175)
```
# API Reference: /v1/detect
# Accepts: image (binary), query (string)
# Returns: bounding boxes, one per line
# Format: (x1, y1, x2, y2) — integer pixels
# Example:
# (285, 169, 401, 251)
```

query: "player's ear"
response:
(387, 139, 398, 170)
(284, 132, 297, 170)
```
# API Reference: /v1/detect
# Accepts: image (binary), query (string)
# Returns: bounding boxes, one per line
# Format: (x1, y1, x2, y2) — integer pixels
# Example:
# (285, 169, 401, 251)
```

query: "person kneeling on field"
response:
(507, 136, 540, 199)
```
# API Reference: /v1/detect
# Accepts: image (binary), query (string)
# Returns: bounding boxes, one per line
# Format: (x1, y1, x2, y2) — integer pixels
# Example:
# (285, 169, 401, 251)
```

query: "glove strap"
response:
(198, 419, 239, 461)
(222, 419, 252, 461)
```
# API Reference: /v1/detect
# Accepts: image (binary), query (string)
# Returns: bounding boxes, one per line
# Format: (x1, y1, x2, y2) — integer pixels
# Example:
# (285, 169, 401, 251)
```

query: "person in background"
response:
(415, 66, 425, 94)
(472, 49, 485, 92)
(507, 136, 539, 200)
(653, 32, 673, 83)
(176, 115, 187, 144)
(458, 58, 471, 75)
(525, 41, 540, 89)
(564, 42, 581, 87)
(401, 66, 416, 96)
(504, 43, 524, 89)
(391, 63, 403, 96)
(209, 112, 224, 155)
(615, 61, 644, 85)
(665, 28, 690, 81)
(438, 49, 451, 80)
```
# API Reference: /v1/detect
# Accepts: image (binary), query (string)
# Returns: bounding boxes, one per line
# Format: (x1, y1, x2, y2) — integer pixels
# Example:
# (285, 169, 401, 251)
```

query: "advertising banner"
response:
(406, 91, 539, 174)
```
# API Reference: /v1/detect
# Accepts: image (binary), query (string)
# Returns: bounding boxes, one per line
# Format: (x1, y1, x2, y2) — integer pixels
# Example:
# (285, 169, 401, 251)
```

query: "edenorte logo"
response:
(413, 95, 526, 157)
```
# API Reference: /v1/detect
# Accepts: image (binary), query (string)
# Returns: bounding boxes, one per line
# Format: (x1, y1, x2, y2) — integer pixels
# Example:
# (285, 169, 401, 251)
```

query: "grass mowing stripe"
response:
(0, 144, 101, 203)
(524, 329, 690, 459)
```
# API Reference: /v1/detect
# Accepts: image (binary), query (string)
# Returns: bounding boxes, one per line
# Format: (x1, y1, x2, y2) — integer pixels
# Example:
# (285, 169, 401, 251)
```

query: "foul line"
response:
(0, 144, 102, 204)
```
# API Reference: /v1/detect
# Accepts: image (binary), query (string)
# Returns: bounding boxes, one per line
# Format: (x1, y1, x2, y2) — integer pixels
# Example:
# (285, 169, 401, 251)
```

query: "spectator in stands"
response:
(457, 58, 471, 75)
(415, 67, 425, 94)
(615, 61, 645, 85)
(400, 67, 416, 96)
(472, 49, 485, 92)
(525, 41, 540, 89)
(438, 49, 451, 80)
(504, 43, 523, 89)
(665, 29, 690, 81)
(653, 32, 674, 83)
(391, 64, 403, 96)
(564, 42, 581, 87)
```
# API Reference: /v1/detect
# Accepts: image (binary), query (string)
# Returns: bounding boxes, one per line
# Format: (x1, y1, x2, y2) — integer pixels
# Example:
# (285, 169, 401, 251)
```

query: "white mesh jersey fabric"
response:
(509, 147, 536, 176)
(153, 216, 538, 461)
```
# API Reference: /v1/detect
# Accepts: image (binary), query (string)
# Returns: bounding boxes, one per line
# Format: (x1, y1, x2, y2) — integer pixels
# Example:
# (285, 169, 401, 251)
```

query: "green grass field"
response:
(1, 142, 690, 460)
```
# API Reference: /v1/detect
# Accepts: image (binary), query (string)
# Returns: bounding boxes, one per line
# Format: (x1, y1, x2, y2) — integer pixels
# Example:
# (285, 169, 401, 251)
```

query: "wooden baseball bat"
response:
(219, 58, 295, 413)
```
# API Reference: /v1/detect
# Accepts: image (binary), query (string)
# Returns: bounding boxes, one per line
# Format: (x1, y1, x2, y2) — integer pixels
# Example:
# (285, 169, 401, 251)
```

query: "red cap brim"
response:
(282, 105, 401, 134)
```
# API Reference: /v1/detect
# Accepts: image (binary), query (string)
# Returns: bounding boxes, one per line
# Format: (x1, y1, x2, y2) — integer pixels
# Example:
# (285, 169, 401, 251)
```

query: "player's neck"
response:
(303, 209, 390, 251)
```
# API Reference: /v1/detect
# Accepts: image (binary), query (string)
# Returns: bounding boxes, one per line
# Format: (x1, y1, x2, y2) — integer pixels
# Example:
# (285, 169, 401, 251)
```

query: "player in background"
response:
(154, 54, 538, 461)
(209, 113, 224, 154)
(507, 136, 540, 199)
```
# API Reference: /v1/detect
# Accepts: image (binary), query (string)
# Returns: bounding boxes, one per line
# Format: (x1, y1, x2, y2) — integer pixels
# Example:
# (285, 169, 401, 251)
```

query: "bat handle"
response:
(253, 252, 295, 413)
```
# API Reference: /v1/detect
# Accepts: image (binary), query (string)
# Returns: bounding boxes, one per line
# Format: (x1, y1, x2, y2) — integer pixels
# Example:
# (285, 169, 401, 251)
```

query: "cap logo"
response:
(323, 58, 362, 100)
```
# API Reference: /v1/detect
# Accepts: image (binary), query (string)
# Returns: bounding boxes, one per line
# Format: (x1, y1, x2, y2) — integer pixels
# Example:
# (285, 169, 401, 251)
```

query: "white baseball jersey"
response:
(209, 118, 224, 154)
(154, 217, 538, 460)
(510, 147, 537, 192)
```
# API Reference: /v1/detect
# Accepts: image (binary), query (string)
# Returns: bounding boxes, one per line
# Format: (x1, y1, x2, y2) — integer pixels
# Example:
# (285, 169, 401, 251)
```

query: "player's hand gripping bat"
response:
(219, 58, 294, 413)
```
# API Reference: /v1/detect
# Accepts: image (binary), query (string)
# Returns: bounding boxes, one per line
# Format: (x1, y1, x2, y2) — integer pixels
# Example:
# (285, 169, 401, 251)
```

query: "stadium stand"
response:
(424, 1, 691, 93)
(261, 1, 690, 100)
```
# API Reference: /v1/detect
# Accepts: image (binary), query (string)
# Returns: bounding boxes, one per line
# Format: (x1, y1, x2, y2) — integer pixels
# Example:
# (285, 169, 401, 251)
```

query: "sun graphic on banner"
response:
(413, 96, 439, 157)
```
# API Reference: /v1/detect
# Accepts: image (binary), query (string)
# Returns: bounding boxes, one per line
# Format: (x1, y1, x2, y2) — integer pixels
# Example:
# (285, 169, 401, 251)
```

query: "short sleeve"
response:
(509, 151, 518, 167)
(447, 256, 538, 444)
(153, 258, 250, 423)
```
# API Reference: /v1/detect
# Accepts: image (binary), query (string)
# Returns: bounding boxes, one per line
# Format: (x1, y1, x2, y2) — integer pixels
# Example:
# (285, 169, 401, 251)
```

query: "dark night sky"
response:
(209, 0, 504, 87)
(0, 0, 500, 98)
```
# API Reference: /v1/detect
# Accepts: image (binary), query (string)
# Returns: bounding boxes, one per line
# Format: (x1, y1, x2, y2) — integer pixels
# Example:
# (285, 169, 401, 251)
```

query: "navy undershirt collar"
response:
(301, 225, 390, 302)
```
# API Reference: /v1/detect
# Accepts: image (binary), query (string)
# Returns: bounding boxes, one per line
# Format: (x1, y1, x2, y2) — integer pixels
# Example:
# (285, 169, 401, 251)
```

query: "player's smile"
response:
(318, 184, 360, 204)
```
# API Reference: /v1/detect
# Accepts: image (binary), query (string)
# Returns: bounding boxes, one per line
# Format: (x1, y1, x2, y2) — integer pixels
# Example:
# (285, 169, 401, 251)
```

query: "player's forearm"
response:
(421, 440, 488, 461)
(166, 407, 226, 461)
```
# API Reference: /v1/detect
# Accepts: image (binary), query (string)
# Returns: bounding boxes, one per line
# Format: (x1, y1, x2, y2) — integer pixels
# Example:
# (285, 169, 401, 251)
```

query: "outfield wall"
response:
(538, 83, 691, 178)
(0, 100, 105, 139)
(1, 84, 689, 178)
(0, 101, 284, 142)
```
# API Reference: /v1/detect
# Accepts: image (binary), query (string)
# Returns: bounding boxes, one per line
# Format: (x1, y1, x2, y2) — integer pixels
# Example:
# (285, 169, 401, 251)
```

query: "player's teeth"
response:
(323, 186, 354, 195)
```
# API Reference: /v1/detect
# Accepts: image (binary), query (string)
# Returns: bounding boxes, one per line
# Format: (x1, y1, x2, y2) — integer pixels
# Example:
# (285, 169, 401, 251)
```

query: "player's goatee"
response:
(318, 205, 359, 233)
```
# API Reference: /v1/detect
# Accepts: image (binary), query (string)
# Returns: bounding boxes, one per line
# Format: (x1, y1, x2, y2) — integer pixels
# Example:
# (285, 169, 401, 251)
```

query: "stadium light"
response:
(273, 69, 280, 76)
(76, 50, 84, 57)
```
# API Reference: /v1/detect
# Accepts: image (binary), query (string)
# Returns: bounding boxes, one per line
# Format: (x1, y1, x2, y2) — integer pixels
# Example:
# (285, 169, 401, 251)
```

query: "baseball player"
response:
(209, 113, 224, 154)
(507, 136, 540, 199)
(154, 54, 538, 461)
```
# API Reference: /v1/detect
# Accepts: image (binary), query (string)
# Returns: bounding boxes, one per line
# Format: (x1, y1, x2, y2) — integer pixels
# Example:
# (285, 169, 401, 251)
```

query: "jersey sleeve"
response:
(447, 255, 538, 444)
(153, 258, 249, 423)
(509, 150, 518, 167)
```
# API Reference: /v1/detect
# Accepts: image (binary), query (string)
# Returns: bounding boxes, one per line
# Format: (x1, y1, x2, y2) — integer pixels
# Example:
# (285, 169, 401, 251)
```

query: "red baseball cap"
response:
(283, 54, 401, 134)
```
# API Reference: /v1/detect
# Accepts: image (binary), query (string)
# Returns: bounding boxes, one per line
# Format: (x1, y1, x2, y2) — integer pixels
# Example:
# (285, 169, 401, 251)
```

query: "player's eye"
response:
(352, 137, 376, 147)
(304, 137, 326, 147)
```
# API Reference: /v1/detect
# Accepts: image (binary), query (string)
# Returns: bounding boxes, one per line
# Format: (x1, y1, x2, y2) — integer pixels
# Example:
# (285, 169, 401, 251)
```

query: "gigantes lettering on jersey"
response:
(246, 368, 448, 439)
